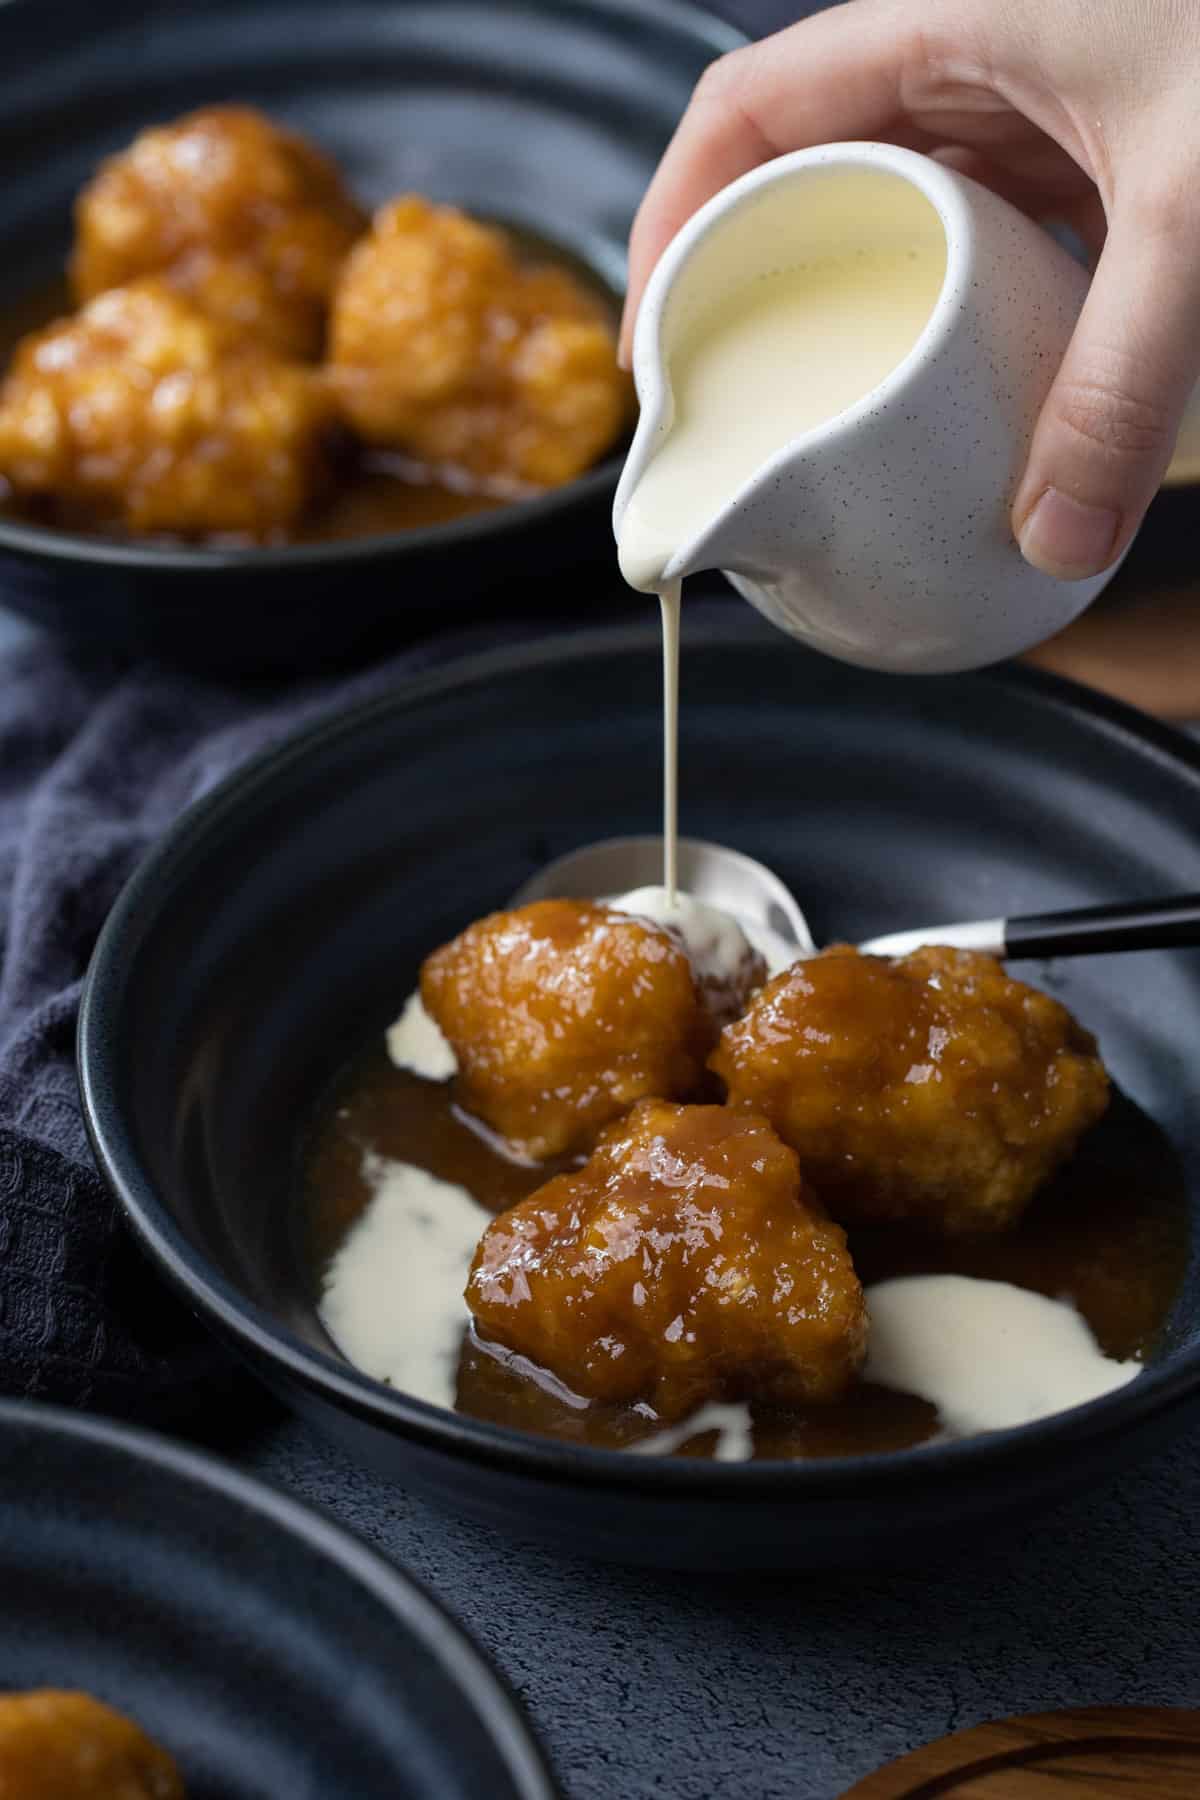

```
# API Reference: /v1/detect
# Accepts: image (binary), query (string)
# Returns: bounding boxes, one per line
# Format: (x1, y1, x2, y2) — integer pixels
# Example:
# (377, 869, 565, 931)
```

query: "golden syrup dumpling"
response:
(0, 279, 334, 537)
(328, 196, 631, 487)
(711, 944, 1110, 1234)
(71, 105, 365, 357)
(420, 899, 713, 1159)
(0, 1690, 186, 1798)
(467, 1099, 867, 1420)
(161, 249, 337, 363)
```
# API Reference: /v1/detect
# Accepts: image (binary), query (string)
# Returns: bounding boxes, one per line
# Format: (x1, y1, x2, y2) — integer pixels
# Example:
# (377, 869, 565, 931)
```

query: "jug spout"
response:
(613, 422, 784, 594)
(612, 329, 817, 595)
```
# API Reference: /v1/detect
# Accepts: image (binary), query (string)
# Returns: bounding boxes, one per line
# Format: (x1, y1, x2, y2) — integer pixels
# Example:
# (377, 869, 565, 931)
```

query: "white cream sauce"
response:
(385, 989, 457, 1081)
(865, 1274, 1141, 1437)
(634, 1402, 754, 1463)
(319, 1152, 486, 1410)
(608, 884, 795, 982)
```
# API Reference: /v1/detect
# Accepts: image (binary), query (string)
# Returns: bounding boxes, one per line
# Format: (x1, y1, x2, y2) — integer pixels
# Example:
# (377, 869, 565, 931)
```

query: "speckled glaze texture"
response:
(617, 143, 1108, 673)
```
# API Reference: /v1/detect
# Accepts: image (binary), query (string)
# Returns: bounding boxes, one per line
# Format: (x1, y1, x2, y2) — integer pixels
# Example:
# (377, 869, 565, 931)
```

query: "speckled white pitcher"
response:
(614, 141, 1118, 675)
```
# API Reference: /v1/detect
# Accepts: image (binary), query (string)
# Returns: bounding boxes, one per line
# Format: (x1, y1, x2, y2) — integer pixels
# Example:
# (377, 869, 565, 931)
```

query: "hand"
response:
(620, 0, 1200, 581)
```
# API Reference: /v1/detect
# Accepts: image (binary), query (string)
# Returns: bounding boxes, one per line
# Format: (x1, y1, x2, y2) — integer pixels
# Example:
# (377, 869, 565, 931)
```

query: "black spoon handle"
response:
(1006, 894, 1200, 959)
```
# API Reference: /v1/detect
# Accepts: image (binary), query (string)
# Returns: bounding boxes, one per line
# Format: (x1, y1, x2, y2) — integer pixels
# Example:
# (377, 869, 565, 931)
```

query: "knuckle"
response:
(1052, 370, 1175, 460)
(693, 46, 755, 108)
(692, 45, 777, 160)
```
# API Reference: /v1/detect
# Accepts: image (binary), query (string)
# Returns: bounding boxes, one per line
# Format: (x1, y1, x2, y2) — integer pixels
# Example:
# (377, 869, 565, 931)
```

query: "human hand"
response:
(620, 0, 1200, 580)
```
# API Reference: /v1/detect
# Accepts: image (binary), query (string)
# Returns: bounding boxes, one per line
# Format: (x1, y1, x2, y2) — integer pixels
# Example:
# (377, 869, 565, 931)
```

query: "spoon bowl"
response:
(515, 840, 1200, 968)
(509, 834, 816, 954)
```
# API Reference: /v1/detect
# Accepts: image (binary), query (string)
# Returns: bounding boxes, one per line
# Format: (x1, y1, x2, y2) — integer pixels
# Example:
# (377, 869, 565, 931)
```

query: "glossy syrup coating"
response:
(420, 900, 714, 1160)
(0, 1690, 185, 1799)
(712, 944, 1110, 1235)
(467, 1099, 867, 1420)
(0, 280, 334, 537)
(71, 105, 364, 357)
(328, 196, 631, 488)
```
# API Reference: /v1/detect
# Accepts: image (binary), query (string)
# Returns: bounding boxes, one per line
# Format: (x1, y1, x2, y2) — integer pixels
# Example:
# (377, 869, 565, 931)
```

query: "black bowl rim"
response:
(0, 1395, 560, 1798)
(79, 616, 1200, 1503)
(0, 0, 742, 578)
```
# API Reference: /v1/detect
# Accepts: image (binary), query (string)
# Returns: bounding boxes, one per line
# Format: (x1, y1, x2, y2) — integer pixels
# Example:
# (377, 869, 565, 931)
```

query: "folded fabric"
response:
(0, 616, 544, 1419)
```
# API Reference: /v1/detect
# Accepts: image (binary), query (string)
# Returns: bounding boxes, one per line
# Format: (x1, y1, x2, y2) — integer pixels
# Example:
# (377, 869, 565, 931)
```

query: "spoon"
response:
(513, 837, 1200, 962)
(861, 893, 1200, 960)
(510, 837, 817, 954)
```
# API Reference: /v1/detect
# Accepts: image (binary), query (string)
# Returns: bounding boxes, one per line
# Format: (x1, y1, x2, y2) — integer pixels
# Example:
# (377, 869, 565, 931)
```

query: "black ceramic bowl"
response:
(0, 0, 737, 672)
(0, 1398, 558, 1797)
(80, 617, 1200, 1570)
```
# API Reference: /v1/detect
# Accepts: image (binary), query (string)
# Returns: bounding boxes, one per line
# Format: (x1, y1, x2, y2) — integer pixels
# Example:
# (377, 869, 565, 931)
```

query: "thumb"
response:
(1013, 191, 1200, 581)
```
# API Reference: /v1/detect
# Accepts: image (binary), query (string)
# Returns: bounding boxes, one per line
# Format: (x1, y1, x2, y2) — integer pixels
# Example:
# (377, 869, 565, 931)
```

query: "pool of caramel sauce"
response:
(303, 1041, 1190, 1462)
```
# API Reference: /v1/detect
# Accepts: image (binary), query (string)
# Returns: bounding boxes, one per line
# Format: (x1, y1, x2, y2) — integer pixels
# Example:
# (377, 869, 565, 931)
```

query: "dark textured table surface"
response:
(4, 1, 1199, 1794)
(238, 1410, 1200, 1798)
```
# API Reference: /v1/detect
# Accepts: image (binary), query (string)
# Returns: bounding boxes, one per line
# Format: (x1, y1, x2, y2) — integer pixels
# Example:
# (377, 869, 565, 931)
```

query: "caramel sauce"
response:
(0, 453, 508, 545)
(294, 452, 509, 540)
(303, 1041, 1189, 1461)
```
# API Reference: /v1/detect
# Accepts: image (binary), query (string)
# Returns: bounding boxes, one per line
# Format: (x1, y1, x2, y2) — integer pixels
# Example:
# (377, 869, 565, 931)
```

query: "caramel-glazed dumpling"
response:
(711, 944, 1110, 1235)
(329, 196, 631, 488)
(467, 1100, 867, 1420)
(0, 1690, 185, 1798)
(0, 280, 333, 537)
(420, 900, 713, 1160)
(71, 105, 364, 357)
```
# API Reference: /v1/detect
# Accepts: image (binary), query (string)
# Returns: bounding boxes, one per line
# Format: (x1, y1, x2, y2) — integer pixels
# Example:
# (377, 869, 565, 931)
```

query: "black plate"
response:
(0, 1398, 558, 1798)
(0, 0, 738, 671)
(79, 615, 1200, 1569)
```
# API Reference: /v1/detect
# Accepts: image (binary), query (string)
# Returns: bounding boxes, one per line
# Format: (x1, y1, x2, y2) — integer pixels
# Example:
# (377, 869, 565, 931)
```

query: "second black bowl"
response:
(79, 618, 1200, 1568)
(0, 0, 737, 671)
(0, 1399, 557, 1797)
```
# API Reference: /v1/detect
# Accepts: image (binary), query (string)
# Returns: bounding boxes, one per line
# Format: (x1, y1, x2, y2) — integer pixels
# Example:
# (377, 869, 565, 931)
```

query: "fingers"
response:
(619, 1, 920, 362)
(1014, 182, 1200, 579)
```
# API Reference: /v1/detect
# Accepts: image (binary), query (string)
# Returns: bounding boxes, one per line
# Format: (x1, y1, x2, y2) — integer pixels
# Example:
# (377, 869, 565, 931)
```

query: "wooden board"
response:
(841, 1707, 1200, 1797)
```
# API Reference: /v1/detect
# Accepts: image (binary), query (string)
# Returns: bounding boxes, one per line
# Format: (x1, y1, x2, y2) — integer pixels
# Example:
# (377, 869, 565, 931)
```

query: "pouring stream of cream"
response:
(659, 583, 681, 901)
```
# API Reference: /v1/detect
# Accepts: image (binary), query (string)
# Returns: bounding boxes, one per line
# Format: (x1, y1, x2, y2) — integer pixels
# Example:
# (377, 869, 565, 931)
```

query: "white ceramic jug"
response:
(614, 141, 1121, 674)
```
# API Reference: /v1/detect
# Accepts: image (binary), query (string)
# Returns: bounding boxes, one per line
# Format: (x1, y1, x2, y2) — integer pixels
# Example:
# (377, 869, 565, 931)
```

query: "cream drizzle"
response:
(385, 989, 457, 1081)
(659, 581, 681, 901)
(633, 1401, 754, 1463)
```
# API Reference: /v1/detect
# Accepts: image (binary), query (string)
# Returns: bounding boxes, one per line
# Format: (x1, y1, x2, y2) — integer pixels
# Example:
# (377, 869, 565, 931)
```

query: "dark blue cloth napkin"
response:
(0, 618, 549, 1420)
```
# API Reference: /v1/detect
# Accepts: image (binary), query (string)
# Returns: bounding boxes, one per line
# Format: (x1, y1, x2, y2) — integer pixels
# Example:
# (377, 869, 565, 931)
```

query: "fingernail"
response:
(616, 339, 632, 374)
(1018, 487, 1121, 580)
